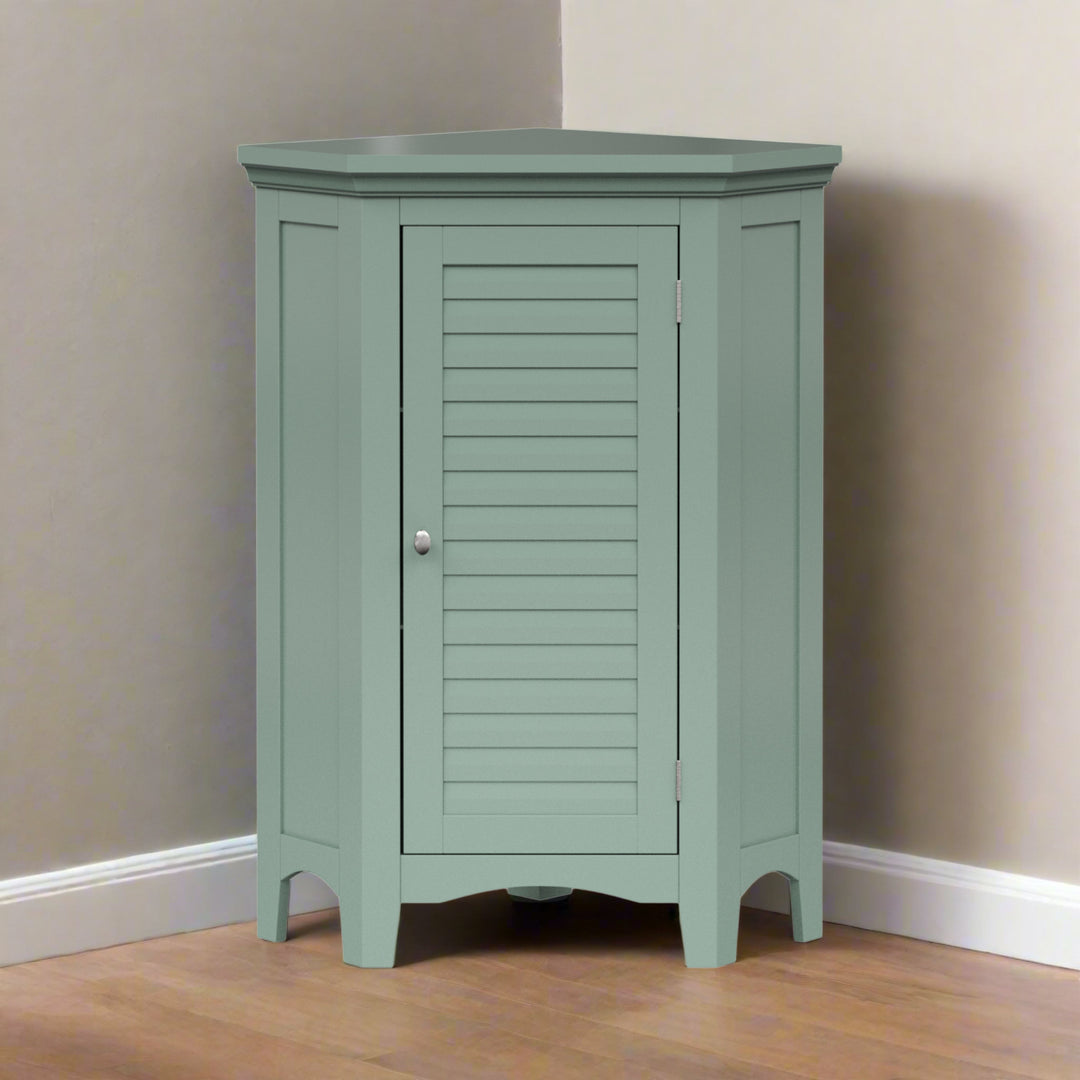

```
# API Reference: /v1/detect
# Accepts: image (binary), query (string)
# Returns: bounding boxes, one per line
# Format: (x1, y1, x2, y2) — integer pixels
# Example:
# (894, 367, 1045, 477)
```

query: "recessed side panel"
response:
(739, 221, 800, 848)
(279, 221, 340, 847)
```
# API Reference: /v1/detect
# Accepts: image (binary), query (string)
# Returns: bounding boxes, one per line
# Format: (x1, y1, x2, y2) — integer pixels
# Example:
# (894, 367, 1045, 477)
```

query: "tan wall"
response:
(563, 0, 1080, 883)
(0, 0, 560, 879)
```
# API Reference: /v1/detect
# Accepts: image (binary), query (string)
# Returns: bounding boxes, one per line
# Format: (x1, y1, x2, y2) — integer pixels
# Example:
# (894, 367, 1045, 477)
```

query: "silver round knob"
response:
(413, 530, 431, 555)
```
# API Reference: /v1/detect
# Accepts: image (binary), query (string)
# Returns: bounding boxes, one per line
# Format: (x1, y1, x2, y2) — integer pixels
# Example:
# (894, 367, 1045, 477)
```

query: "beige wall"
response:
(0, 0, 560, 879)
(564, 0, 1080, 883)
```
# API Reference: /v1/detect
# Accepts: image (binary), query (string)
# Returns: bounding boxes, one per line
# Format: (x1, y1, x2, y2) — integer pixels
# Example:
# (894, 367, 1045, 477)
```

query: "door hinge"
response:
(675, 759, 682, 802)
(675, 279, 682, 324)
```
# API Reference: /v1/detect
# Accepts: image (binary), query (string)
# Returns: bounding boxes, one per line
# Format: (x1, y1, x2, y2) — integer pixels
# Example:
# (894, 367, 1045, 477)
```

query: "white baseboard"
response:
(0, 837, 336, 968)
(3, 836, 1077, 970)
(741, 840, 1080, 971)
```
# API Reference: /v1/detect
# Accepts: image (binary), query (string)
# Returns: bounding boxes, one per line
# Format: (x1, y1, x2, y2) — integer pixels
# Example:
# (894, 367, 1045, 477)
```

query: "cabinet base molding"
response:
(400, 854, 679, 905)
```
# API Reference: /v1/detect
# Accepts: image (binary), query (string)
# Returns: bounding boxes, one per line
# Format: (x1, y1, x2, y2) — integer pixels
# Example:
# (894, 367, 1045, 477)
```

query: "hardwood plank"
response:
(412, 953, 1042, 1080)
(2, 898, 1075, 1080)
(367, 1027, 665, 1080)
(0, 966, 410, 1080)
(306, 963, 800, 1080)
(499, 905, 1080, 1079)
(745, 920, 1080, 1032)
(0, 1065, 93, 1080)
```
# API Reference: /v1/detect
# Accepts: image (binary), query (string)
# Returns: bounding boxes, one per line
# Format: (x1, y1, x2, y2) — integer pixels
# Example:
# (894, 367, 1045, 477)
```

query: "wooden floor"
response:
(2, 892, 1077, 1079)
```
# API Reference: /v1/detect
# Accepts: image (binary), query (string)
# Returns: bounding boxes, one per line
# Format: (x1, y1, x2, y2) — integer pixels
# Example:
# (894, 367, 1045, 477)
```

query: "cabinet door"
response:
(403, 225, 677, 854)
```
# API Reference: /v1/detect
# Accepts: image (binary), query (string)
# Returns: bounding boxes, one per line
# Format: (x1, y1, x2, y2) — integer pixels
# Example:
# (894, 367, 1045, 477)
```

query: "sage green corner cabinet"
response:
(237, 128, 840, 968)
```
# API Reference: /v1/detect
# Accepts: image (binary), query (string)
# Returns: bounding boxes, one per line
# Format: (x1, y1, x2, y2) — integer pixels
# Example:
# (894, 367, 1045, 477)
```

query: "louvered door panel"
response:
(403, 224, 677, 854)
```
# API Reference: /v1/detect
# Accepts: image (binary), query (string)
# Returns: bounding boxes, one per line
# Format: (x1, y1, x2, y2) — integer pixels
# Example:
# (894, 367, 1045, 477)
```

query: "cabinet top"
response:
(239, 127, 840, 173)
(238, 128, 840, 196)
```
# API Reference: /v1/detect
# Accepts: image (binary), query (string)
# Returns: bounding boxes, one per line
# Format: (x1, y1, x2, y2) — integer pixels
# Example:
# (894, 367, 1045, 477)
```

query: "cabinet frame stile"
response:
(339, 197, 402, 966)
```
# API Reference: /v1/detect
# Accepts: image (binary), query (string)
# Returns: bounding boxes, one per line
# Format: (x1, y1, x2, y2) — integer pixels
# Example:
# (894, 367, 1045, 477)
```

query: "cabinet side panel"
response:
(796, 187, 825, 908)
(280, 221, 340, 847)
(739, 221, 799, 847)
(255, 188, 283, 882)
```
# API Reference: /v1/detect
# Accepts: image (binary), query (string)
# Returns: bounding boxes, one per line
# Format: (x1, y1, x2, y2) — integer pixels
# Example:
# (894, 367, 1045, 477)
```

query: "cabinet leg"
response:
(787, 872, 823, 943)
(678, 896, 740, 968)
(340, 895, 401, 968)
(257, 873, 291, 943)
